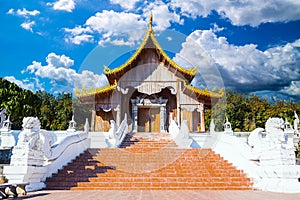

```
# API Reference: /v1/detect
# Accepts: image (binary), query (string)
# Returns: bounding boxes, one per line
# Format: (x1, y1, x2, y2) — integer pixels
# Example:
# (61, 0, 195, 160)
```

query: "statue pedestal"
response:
(4, 165, 47, 191)
(10, 147, 45, 167)
(260, 148, 295, 166)
(4, 146, 47, 191)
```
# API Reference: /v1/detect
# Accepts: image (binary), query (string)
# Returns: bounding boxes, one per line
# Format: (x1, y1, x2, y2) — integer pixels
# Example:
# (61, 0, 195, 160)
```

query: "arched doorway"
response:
(130, 88, 177, 133)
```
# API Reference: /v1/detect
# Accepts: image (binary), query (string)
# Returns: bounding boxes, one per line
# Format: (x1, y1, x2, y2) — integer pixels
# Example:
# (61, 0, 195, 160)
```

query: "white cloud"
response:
(64, 26, 94, 45)
(143, 1, 183, 31)
(26, 52, 107, 93)
(173, 29, 300, 92)
(7, 9, 14, 15)
(281, 81, 300, 96)
(7, 8, 40, 33)
(64, 6, 184, 46)
(65, 10, 147, 46)
(110, 0, 140, 10)
(47, 0, 75, 12)
(16, 8, 40, 17)
(66, 34, 94, 45)
(20, 21, 35, 32)
(46, 52, 74, 68)
(7, 8, 40, 18)
(169, 0, 300, 26)
(4, 76, 43, 92)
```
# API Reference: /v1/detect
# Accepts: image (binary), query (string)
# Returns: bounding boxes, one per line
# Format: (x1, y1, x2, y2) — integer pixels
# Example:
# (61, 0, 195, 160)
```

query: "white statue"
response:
(67, 115, 76, 132)
(13, 117, 55, 159)
(209, 119, 215, 134)
(108, 120, 117, 139)
(0, 108, 7, 128)
(223, 116, 233, 135)
(249, 117, 295, 165)
(294, 111, 299, 135)
(18, 117, 42, 150)
(0, 115, 11, 132)
(284, 118, 294, 137)
(84, 118, 89, 133)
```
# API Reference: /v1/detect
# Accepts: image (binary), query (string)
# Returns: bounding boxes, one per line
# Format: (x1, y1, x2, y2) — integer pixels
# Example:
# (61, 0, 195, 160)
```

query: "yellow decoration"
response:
(76, 80, 117, 97)
(104, 17, 197, 78)
(183, 81, 222, 98)
(104, 66, 111, 74)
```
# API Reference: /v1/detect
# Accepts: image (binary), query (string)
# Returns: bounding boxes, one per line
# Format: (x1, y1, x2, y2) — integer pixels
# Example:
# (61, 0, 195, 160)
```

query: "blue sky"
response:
(1, 0, 300, 101)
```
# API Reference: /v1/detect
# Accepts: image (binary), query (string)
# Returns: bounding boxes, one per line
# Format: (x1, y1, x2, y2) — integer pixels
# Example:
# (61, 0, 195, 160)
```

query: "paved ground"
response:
(12, 190, 300, 200)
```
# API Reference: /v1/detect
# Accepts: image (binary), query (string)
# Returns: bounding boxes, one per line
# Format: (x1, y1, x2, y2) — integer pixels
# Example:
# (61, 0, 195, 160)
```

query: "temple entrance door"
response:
(138, 107, 160, 132)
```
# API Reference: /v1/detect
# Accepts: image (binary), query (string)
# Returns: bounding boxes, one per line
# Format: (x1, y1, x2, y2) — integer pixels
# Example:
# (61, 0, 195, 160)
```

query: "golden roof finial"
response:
(149, 11, 153, 28)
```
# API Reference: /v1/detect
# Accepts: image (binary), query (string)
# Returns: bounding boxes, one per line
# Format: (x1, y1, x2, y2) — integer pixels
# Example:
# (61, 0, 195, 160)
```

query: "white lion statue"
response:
(17, 117, 55, 154)
(248, 117, 295, 165)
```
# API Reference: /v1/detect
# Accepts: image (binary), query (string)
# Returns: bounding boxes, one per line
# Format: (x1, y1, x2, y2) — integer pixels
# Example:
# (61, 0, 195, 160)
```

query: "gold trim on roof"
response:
(150, 33, 197, 76)
(104, 15, 197, 78)
(76, 80, 117, 97)
(103, 28, 149, 75)
(183, 81, 222, 99)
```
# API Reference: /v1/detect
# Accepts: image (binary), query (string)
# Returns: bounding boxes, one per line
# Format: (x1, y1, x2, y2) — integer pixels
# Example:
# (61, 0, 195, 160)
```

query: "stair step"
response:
(45, 133, 253, 190)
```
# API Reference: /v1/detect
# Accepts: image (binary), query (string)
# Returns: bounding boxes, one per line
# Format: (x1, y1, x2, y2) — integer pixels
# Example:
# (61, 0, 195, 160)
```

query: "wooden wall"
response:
(181, 109, 200, 132)
(95, 109, 114, 132)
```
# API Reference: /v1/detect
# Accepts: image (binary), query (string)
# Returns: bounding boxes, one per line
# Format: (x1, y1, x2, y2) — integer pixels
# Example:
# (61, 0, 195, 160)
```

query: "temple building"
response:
(77, 14, 222, 133)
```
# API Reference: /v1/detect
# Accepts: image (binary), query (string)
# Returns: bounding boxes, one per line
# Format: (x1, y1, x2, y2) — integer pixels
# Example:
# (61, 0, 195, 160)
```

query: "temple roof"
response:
(75, 80, 117, 100)
(104, 14, 197, 85)
(77, 14, 223, 104)
(182, 81, 223, 106)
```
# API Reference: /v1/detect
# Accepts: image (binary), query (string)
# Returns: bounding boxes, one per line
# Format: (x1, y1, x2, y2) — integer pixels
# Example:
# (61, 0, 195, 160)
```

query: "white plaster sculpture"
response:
(223, 116, 233, 135)
(106, 114, 128, 147)
(0, 115, 16, 147)
(0, 115, 12, 132)
(175, 120, 193, 148)
(249, 118, 295, 165)
(284, 118, 294, 137)
(169, 120, 179, 139)
(67, 115, 76, 132)
(108, 120, 117, 139)
(0, 108, 7, 128)
(294, 111, 299, 135)
(4, 117, 89, 191)
(209, 119, 215, 134)
(247, 117, 300, 192)
(10, 117, 55, 166)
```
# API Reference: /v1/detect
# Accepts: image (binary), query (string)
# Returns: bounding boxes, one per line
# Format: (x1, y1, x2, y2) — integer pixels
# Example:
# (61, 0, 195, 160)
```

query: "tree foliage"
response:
(0, 78, 73, 130)
(206, 90, 300, 132)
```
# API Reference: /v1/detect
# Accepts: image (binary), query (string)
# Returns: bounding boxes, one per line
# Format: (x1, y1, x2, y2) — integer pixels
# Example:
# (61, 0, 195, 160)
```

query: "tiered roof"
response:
(104, 13, 197, 85)
(77, 14, 222, 104)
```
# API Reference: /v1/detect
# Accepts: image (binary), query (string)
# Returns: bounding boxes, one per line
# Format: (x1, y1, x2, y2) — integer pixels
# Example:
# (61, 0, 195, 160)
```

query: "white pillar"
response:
(199, 105, 205, 132)
(114, 105, 121, 126)
(91, 104, 96, 132)
(160, 106, 166, 132)
(131, 101, 138, 133)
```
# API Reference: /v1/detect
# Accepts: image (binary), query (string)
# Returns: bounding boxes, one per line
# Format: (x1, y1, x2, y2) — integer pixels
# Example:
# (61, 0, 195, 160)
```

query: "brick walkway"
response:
(13, 190, 300, 200)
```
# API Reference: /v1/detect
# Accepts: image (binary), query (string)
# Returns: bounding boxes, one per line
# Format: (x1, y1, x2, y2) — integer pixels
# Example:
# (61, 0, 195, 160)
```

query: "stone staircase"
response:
(45, 133, 253, 190)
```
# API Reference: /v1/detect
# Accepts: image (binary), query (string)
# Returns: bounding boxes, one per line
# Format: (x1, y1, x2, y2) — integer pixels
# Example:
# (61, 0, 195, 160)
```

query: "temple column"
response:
(131, 100, 138, 133)
(199, 105, 205, 132)
(114, 105, 121, 126)
(160, 105, 166, 132)
(91, 104, 96, 132)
